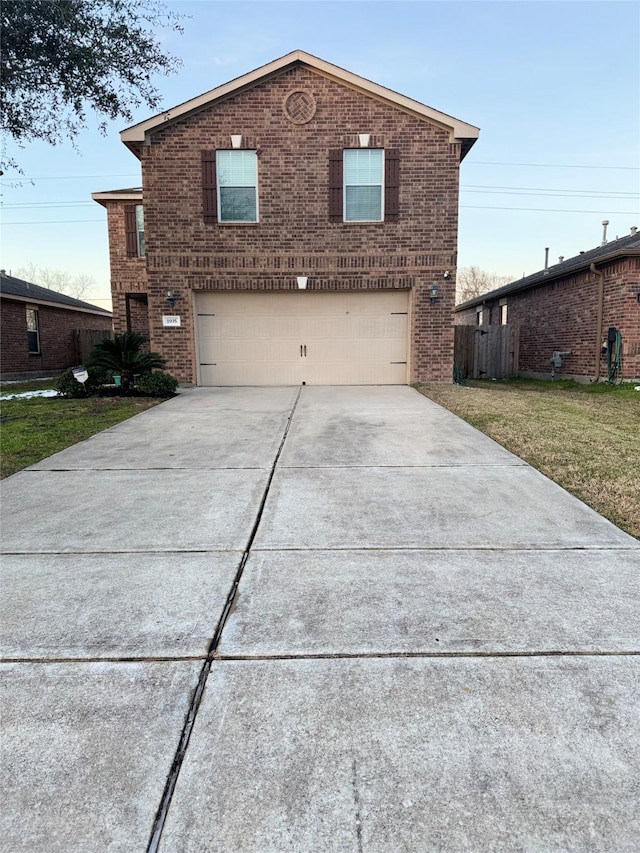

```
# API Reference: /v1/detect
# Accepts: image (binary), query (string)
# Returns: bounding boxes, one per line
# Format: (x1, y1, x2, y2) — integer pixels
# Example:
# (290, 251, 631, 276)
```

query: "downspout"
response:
(590, 262, 604, 382)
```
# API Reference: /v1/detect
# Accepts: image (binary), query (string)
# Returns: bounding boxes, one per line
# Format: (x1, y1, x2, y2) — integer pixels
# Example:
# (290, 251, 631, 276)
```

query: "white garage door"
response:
(195, 290, 409, 385)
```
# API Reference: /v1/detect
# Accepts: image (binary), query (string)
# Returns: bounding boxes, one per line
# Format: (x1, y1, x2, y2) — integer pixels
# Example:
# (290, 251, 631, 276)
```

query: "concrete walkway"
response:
(1, 386, 638, 851)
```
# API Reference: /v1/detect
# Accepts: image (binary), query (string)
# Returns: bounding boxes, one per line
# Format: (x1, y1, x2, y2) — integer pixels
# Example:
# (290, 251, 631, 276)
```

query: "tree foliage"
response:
(0, 0, 183, 171)
(87, 332, 166, 392)
(456, 266, 513, 304)
(15, 262, 95, 300)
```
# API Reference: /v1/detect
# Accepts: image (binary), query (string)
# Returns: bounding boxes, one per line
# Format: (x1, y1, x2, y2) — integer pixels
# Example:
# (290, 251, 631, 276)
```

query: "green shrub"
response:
(87, 332, 165, 393)
(56, 367, 108, 398)
(135, 370, 178, 397)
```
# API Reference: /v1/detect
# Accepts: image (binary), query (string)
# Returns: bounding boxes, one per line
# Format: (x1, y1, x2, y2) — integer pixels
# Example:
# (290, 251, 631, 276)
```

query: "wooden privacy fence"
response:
(454, 324, 520, 380)
(74, 328, 113, 364)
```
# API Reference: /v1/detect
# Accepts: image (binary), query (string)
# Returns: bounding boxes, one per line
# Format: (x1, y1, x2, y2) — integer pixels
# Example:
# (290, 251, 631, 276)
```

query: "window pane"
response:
(345, 186, 382, 221)
(217, 151, 257, 187)
(26, 309, 38, 331)
(28, 330, 39, 353)
(219, 187, 257, 222)
(344, 149, 383, 185)
(135, 205, 145, 256)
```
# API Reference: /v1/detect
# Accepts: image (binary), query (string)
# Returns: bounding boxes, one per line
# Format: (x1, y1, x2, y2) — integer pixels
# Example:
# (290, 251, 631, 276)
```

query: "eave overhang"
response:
(455, 247, 640, 312)
(120, 50, 480, 161)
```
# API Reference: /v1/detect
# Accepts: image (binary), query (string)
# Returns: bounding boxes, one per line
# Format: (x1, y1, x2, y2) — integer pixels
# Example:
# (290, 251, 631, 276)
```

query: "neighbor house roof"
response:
(455, 230, 640, 311)
(120, 49, 480, 160)
(0, 273, 112, 317)
(92, 187, 142, 206)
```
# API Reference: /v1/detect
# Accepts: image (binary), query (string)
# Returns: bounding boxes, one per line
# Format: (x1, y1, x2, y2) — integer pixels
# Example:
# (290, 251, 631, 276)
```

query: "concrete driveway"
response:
(1, 386, 638, 851)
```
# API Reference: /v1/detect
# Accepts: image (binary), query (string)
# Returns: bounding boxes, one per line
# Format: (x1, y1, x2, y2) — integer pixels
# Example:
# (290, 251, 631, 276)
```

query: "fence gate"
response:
(454, 324, 519, 380)
(74, 329, 113, 363)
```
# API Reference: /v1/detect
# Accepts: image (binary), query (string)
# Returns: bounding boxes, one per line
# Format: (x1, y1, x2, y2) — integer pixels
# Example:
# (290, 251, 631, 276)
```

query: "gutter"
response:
(590, 262, 605, 382)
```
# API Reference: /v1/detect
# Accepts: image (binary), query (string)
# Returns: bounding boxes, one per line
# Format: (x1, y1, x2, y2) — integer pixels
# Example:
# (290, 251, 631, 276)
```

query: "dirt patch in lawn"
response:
(416, 379, 640, 539)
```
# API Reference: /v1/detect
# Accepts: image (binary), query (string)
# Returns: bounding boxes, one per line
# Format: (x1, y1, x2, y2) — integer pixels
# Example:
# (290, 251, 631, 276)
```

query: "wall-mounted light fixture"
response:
(166, 290, 178, 308)
(230, 134, 242, 149)
(358, 133, 371, 148)
(297, 276, 308, 290)
(429, 284, 439, 304)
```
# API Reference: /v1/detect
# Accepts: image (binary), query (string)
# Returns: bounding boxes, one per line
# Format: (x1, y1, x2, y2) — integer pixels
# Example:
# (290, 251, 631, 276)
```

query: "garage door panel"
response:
(196, 291, 409, 386)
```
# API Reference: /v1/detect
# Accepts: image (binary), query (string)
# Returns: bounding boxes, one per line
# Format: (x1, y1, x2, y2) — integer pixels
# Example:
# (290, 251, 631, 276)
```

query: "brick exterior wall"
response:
(455, 256, 640, 381)
(104, 200, 149, 336)
(1, 298, 113, 378)
(105, 65, 467, 384)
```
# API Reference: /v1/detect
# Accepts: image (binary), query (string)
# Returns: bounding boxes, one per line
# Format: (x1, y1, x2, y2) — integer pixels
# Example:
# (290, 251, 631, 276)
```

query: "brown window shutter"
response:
(202, 150, 217, 223)
(329, 150, 343, 222)
(124, 206, 138, 257)
(384, 149, 400, 221)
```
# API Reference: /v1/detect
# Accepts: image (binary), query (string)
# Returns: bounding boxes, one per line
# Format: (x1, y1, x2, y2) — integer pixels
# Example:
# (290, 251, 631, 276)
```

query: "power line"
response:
(2, 219, 105, 224)
(466, 161, 640, 170)
(461, 205, 638, 214)
(461, 184, 639, 196)
(0, 173, 140, 182)
(462, 190, 640, 201)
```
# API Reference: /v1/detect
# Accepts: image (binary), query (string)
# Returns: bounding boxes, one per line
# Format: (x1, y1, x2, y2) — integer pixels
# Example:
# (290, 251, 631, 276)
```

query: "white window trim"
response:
(216, 150, 259, 224)
(343, 148, 385, 223)
(135, 204, 145, 257)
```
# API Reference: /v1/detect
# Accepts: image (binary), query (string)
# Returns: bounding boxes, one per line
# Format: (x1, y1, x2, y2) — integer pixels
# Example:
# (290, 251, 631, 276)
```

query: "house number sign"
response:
(162, 315, 181, 327)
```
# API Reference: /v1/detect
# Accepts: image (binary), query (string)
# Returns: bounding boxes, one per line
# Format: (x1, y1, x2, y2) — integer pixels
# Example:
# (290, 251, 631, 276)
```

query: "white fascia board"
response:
(92, 191, 143, 207)
(120, 50, 480, 146)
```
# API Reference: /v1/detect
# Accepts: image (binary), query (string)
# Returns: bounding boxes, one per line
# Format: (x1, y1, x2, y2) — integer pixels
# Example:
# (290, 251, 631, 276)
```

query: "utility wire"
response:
(460, 205, 638, 214)
(2, 162, 640, 182)
(466, 161, 640, 170)
(5, 205, 639, 224)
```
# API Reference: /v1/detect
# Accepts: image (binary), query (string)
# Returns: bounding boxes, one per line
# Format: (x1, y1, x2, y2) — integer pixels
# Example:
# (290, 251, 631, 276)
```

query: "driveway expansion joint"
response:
(146, 385, 303, 853)
(215, 650, 640, 661)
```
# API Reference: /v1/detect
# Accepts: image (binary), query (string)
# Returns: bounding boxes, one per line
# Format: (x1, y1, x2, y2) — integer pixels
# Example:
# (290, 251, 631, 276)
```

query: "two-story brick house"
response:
(93, 50, 479, 385)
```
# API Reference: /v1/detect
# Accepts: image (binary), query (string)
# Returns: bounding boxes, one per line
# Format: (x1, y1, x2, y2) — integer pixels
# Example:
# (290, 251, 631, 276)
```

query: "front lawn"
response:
(416, 379, 640, 539)
(1, 382, 163, 478)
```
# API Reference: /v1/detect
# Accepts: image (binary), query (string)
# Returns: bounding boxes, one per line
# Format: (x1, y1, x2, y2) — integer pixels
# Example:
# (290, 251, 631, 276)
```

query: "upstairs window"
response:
(329, 148, 398, 223)
(216, 150, 258, 222)
(125, 204, 144, 257)
(344, 149, 384, 221)
(26, 307, 40, 354)
(135, 205, 145, 256)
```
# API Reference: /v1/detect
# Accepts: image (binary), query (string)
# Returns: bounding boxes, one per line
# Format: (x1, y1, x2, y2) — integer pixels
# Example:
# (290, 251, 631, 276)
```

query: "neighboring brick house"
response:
(0, 273, 113, 380)
(93, 50, 479, 385)
(455, 230, 640, 382)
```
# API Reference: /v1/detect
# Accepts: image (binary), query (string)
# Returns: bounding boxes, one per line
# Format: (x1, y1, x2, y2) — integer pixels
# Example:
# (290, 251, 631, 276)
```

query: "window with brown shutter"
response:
(124, 205, 138, 257)
(384, 149, 400, 221)
(329, 150, 343, 222)
(202, 150, 217, 223)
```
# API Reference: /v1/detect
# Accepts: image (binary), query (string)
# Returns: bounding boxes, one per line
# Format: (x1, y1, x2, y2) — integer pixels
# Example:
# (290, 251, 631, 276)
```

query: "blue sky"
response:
(1, 0, 639, 310)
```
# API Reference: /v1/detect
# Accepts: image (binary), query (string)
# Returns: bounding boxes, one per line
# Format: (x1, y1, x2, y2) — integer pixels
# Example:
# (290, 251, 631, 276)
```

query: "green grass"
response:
(415, 378, 640, 539)
(1, 388, 162, 478)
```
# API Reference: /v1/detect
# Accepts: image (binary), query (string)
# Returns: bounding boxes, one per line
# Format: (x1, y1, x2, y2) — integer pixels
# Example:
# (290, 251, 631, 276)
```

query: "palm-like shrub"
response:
(87, 332, 166, 392)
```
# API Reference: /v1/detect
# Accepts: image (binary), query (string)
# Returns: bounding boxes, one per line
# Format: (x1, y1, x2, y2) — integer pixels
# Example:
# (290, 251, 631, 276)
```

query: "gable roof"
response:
(0, 273, 112, 316)
(455, 230, 640, 311)
(120, 49, 480, 160)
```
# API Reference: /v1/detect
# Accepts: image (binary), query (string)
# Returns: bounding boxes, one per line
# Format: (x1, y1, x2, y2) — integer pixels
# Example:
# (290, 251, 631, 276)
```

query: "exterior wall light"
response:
(230, 134, 242, 149)
(297, 276, 308, 290)
(166, 291, 178, 308)
(430, 284, 439, 304)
